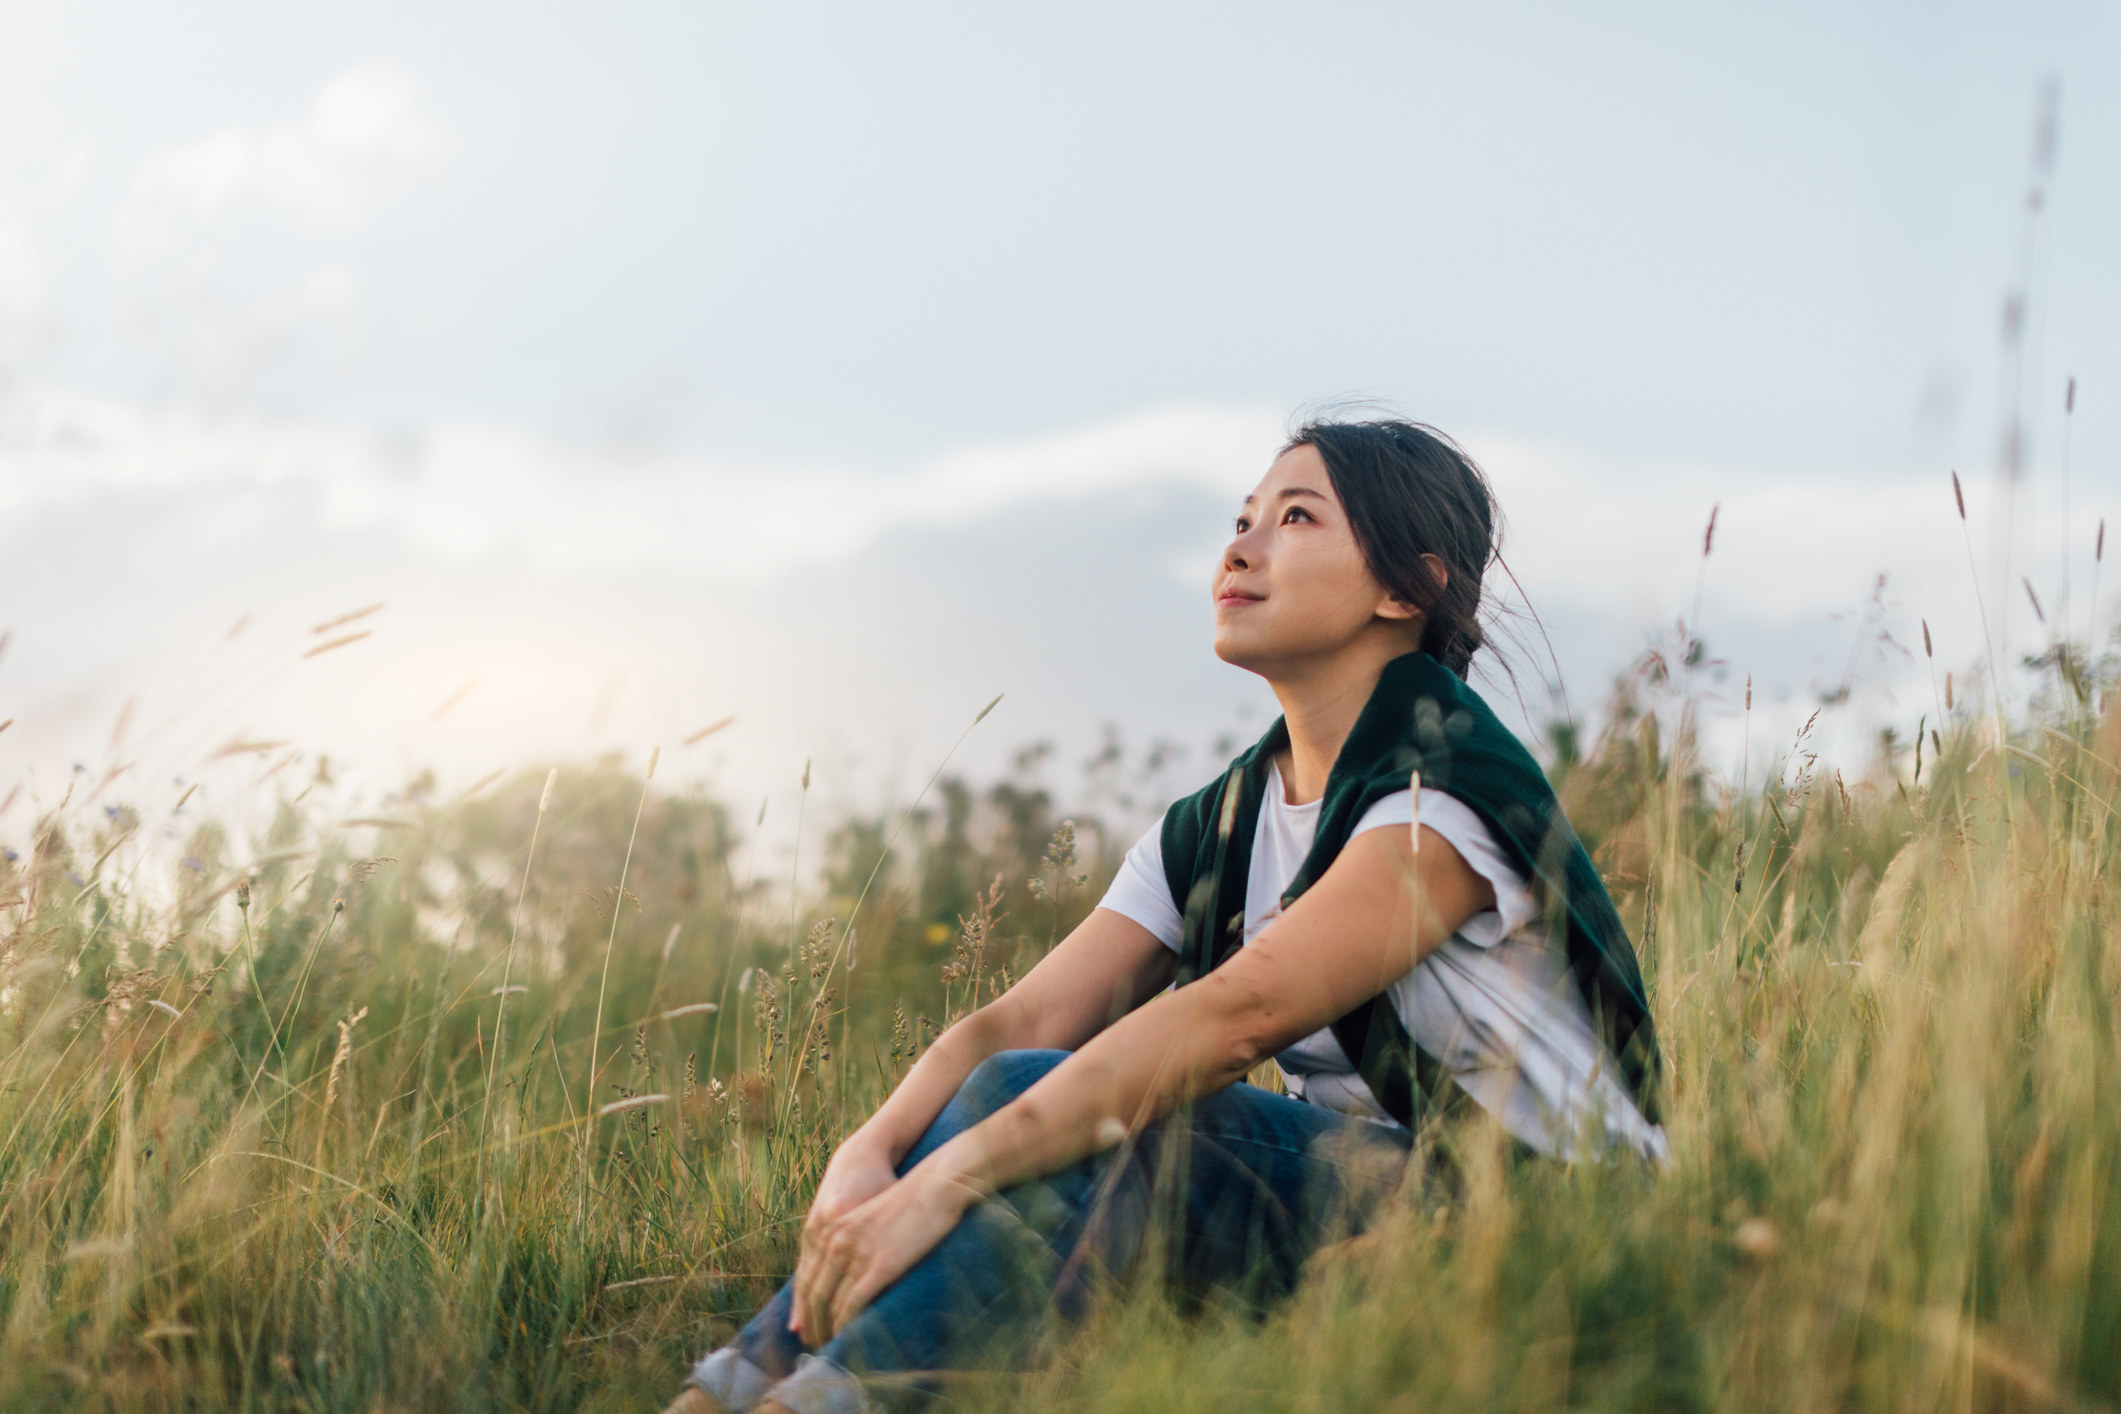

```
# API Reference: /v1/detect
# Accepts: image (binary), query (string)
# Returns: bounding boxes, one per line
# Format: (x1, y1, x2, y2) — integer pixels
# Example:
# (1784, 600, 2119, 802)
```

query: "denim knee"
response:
(960, 1048, 1068, 1116)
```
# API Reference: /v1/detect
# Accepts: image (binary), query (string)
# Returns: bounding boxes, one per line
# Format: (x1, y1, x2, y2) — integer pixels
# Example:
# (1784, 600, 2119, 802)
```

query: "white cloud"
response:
(1464, 431, 1972, 626)
(0, 380, 2043, 714)
(0, 386, 1285, 578)
(114, 61, 445, 256)
(0, 381, 2091, 844)
(0, 380, 2044, 653)
(5, 378, 2054, 754)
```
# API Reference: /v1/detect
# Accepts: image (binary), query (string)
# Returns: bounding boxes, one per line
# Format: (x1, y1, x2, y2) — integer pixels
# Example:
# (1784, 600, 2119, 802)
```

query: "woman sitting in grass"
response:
(672, 417, 1667, 1414)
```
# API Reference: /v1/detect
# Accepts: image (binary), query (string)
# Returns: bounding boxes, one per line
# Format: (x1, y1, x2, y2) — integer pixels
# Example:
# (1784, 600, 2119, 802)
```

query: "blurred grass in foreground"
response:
(2, 660, 2118, 1412)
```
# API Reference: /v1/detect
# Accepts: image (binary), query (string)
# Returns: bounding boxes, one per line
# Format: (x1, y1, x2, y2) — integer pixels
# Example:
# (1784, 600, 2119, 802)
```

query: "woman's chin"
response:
(1212, 634, 1277, 675)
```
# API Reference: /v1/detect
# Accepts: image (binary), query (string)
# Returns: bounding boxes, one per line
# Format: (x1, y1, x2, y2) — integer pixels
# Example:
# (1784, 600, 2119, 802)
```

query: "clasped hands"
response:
(787, 1136, 988, 1346)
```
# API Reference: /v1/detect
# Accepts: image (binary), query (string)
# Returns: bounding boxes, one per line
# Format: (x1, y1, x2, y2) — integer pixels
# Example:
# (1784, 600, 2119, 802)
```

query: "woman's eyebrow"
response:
(1239, 487, 1331, 506)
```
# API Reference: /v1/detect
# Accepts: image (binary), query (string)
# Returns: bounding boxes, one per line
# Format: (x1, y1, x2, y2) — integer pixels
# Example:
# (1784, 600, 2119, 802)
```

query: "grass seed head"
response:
(323, 1007, 369, 1119)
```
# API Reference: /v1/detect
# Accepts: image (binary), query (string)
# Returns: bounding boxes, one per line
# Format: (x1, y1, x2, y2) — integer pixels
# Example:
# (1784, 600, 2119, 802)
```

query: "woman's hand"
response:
(790, 1159, 984, 1346)
(788, 1139, 901, 1339)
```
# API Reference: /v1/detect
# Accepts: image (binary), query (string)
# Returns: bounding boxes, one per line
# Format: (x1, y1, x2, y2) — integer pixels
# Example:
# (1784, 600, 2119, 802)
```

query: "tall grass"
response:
(1, 660, 2117, 1411)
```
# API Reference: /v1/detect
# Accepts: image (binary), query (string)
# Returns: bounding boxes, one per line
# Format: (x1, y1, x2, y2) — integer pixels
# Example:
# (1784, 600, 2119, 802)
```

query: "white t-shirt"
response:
(1099, 763, 1668, 1162)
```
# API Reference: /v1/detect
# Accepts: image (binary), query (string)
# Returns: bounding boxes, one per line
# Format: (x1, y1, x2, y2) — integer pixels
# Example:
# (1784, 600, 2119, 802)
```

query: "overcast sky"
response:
(1, 0, 2115, 857)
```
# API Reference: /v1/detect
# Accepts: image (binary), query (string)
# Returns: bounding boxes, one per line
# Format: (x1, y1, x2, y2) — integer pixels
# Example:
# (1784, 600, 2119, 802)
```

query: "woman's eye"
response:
(1282, 506, 1313, 524)
(1233, 516, 1251, 534)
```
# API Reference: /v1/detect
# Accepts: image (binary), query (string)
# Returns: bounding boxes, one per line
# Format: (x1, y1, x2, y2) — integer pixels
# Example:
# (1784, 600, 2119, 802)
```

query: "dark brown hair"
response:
(1284, 418, 1498, 679)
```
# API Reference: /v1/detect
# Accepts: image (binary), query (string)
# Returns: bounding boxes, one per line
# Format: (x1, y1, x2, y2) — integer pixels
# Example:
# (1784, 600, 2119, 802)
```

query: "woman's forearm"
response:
(919, 973, 1263, 1202)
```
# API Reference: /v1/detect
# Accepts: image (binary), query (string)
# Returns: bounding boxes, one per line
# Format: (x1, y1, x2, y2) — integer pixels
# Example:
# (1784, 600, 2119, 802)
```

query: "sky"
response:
(0, 0, 2116, 860)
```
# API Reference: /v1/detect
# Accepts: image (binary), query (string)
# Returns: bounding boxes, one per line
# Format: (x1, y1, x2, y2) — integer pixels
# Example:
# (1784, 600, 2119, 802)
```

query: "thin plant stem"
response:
(709, 798, 768, 1083)
(581, 747, 658, 1215)
(237, 902, 344, 1123)
(1952, 470, 2012, 757)
(474, 767, 557, 1222)
(789, 759, 810, 965)
(405, 935, 455, 1198)
(237, 895, 283, 1067)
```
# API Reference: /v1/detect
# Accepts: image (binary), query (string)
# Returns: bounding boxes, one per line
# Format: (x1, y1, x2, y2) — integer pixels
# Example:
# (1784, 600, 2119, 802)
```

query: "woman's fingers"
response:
(793, 1169, 968, 1347)
(787, 1255, 811, 1336)
(818, 1227, 888, 1341)
(788, 1221, 827, 1334)
(828, 1263, 885, 1337)
(799, 1233, 852, 1345)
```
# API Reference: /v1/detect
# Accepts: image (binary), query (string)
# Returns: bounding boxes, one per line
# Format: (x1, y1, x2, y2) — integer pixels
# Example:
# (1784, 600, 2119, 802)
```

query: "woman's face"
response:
(1211, 443, 1421, 675)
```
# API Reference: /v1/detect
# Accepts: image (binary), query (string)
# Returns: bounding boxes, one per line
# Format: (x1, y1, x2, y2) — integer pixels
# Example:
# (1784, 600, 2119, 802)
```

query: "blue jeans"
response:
(688, 1049, 1413, 1412)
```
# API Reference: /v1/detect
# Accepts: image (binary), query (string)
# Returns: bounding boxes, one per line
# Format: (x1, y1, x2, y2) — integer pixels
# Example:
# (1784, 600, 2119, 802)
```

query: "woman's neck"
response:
(1266, 640, 1415, 804)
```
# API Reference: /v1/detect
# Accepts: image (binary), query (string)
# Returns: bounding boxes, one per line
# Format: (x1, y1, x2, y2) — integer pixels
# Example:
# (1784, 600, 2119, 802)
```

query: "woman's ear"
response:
(1375, 555, 1449, 622)
(1376, 595, 1421, 623)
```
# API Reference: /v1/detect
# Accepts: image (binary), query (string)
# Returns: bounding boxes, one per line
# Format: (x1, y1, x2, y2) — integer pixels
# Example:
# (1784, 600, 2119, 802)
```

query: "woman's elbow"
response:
(964, 991, 1054, 1053)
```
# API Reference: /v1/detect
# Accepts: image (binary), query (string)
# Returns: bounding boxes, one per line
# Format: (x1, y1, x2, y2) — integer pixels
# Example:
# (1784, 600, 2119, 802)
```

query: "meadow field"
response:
(1, 647, 2117, 1413)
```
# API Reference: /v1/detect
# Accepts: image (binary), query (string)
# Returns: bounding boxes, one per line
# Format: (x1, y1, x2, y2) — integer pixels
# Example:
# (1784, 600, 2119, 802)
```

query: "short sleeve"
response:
(1096, 813, 1184, 950)
(1349, 789, 1540, 946)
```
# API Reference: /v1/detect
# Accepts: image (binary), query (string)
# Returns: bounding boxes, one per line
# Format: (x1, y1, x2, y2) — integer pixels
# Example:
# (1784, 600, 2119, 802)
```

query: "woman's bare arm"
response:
(796, 822, 1494, 1339)
(935, 823, 1485, 1190)
(828, 906, 1178, 1172)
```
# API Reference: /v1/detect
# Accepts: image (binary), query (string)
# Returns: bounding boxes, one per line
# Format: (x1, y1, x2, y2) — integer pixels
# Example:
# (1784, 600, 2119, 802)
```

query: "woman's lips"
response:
(1216, 591, 1264, 607)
